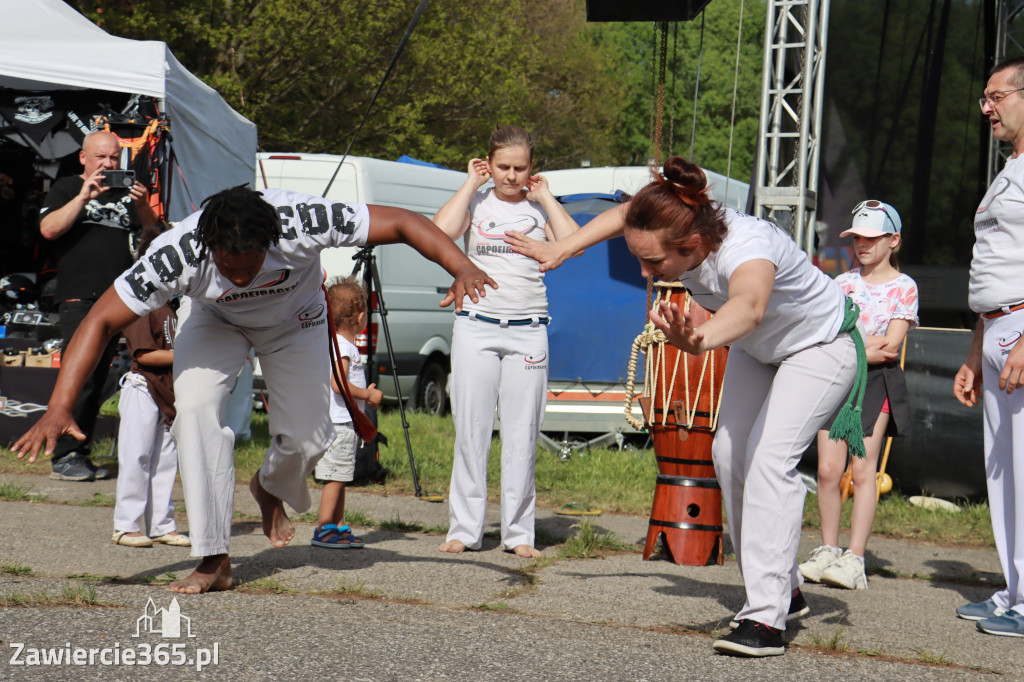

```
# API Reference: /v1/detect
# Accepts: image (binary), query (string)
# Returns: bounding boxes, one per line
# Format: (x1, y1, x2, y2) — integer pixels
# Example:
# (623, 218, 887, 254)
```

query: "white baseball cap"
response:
(840, 200, 902, 238)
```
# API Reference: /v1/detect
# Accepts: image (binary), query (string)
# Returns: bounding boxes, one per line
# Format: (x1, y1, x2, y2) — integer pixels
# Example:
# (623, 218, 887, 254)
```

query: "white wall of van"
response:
(542, 165, 749, 211)
(255, 153, 467, 415)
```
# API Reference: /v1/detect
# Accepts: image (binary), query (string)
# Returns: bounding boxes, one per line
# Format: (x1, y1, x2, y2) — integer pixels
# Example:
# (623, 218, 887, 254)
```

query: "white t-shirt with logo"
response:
(113, 188, 370, 328)
(680, 210, 846, 364)
(330, 334, 367, 424)
(464, 188, 549, 317)
(969, 154, 1024, 313)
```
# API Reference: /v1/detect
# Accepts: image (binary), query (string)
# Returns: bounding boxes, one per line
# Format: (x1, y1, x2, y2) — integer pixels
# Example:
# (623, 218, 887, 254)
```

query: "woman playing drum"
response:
(505, 156, 861, 658)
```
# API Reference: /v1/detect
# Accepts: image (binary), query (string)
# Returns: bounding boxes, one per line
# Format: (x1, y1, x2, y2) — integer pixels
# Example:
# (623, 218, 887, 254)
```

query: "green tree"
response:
(66, 0, 625, 170)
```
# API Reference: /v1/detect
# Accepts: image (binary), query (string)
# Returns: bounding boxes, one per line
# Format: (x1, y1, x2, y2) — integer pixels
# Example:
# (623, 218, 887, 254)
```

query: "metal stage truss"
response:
(753, 0, 830, 258)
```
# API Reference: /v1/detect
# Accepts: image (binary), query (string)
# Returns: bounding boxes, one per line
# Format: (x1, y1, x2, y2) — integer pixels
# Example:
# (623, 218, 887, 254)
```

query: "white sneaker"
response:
(799, 545, 839, 583)
(820, 550, 868, 590)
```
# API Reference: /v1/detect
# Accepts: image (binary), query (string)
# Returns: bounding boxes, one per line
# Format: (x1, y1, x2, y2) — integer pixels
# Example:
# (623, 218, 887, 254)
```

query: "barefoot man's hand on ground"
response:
(11, 408, 83, 464)
(439, 265, 497, 312)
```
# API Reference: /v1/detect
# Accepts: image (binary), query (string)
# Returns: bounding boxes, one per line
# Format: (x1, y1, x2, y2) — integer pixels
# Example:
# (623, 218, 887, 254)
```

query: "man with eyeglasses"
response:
(954, 56, 1024, 638)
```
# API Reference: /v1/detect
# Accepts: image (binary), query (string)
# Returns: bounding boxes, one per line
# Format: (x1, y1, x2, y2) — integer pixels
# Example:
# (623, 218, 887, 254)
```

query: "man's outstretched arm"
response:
(365, 204, 496, 312)
(12, 287, 141, 462)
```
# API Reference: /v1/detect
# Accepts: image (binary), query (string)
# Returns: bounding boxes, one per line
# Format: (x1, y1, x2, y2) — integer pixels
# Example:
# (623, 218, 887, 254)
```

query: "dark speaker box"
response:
(585, 0, 712, 22)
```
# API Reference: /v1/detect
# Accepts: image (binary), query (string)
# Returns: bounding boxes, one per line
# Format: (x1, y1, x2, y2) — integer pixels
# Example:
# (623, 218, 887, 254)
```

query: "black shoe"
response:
(788, 587, 810, 620)
(714, 620, 785, 657)
(50, 453, 96, 482)
(730, 588, 809, 629)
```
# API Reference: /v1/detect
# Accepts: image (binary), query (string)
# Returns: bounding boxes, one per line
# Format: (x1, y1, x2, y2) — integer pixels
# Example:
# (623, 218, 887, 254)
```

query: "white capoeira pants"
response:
(113, 372, 178, 536)
(172, 296, 334, 557)
(713, 335, 856, 630)
(981, 310, 1024, 613)
(447, 315, 548, 550)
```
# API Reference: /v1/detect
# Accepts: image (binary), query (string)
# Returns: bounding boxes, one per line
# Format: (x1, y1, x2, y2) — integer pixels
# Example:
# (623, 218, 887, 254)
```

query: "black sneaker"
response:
(714, 620, 785, 657)
(789, 587, 810, 619)
(50, 453, 96, 482)
(730, 588, 809, 629)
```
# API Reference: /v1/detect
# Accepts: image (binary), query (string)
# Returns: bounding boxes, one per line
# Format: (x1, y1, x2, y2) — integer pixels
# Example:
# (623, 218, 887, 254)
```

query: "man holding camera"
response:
(39, 130, 159, 481)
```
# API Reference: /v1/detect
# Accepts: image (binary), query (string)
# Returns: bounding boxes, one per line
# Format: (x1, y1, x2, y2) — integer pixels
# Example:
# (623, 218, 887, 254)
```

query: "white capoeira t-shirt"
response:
(329, 334, 367, 424)
(680, 209, 846, 364)
(113, 188, 371, 326)
(463, 188, 549, 318)
(969, 154, 1024, 314)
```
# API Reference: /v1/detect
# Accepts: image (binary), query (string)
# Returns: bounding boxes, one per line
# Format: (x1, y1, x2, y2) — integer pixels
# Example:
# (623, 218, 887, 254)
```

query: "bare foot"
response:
(438, 539, 467, 553)
(249, 472, 295, 548)
(512, 544, 542, 558)
(169, 554, 233, 594)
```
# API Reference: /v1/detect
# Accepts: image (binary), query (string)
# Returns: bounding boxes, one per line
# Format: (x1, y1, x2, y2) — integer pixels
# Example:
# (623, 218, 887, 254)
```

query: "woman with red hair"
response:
(506, 156, 863, 658)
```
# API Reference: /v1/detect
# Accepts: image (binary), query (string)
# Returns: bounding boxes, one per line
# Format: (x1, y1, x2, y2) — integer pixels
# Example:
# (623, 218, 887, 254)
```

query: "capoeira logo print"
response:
(298, 301, 326, 329)
(475, 214, 542, 240)
(999, 330, 1022, 356)
(524, 350, 547, 370)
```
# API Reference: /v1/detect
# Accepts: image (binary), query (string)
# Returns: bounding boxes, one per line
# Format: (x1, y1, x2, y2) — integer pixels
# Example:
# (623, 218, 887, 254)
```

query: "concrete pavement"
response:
(0, 471, 1019, 680)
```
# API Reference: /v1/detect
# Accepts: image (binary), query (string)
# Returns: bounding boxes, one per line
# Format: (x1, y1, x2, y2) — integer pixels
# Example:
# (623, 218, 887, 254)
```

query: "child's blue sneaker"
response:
(956, 598, 1006, 621)
(976, 609, 1024, 637)
(312, 524, 365, 549)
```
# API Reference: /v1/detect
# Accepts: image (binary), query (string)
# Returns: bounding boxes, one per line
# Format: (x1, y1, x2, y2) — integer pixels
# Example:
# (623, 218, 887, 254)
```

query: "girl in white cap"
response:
(799, 200, 918, 590)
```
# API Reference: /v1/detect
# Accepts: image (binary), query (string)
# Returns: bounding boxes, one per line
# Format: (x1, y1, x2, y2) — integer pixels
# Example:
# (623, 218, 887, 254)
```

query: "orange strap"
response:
(323, 284, 377, 442)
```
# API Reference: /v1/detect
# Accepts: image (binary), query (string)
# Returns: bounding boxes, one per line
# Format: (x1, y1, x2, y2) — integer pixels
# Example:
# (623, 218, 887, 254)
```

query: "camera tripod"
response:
(349, 246, 441, 501)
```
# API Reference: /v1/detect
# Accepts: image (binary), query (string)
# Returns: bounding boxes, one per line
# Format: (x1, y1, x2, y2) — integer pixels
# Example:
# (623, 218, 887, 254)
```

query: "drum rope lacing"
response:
(624, 281, 722, 433)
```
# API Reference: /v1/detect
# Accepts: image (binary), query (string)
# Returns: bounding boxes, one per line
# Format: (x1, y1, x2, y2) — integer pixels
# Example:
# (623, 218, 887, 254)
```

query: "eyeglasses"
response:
(979, 87, 1024, 110)
(852, 200, 898, 234)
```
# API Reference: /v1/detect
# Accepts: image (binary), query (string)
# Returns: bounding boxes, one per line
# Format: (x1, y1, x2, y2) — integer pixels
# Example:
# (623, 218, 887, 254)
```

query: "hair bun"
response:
(660, 156, 709, 208)
(662, 156, 707, 190)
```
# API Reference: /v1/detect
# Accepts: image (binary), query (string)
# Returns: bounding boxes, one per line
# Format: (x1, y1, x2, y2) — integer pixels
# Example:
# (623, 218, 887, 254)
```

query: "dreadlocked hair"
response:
(327, 276, 367, 330)
(194, 185, 281, 260)
(626, 156, 728, 254)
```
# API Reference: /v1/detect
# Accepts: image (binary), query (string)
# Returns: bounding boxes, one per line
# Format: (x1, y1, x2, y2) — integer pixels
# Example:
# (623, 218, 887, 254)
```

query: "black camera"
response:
(101, 169, 136, 188)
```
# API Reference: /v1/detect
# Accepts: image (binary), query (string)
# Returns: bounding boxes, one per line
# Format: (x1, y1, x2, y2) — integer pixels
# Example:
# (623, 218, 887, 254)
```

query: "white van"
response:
(542, 165, 750, 211)
(255, 153, 466, 414)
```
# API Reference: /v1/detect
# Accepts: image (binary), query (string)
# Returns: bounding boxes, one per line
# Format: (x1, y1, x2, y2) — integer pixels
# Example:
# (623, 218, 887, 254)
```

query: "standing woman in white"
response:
(506, 156, 862, 656)
(434, 126, 580, 558)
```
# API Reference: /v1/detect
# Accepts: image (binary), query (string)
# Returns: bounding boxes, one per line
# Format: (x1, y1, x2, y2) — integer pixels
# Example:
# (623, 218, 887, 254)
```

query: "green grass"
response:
(239, 576, 295, 594)
(809, 628, 849, 652)
(1, 564, 32, 576)
(0, 480, 37, 501)
(374, 410, 658, 516)
(80, 492, 116, 508)
(0, 409, 998, 548)
(558, 520, 633, 559)
(802, 490, 995, 548)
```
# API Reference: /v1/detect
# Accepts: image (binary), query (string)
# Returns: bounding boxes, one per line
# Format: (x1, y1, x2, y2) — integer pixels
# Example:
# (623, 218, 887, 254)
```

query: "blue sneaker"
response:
(976, 609, 1024, 637)
(956, 598, 1006, 621)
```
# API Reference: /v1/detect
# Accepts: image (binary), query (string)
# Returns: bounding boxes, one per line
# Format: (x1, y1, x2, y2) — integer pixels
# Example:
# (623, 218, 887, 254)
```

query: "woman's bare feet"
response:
(438, 539, 467, 553)
(169, 554, 233, 594)
(249, 472, 295, 548)
(512, 544, 541, 558)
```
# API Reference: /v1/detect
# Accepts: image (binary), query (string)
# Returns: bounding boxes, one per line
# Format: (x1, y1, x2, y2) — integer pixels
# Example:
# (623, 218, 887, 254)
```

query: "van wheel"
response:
(416, 361, 449, 416)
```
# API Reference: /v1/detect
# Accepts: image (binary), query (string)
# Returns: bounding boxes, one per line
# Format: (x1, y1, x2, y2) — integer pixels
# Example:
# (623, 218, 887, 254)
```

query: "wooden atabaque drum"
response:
(639, 287, 728, 565)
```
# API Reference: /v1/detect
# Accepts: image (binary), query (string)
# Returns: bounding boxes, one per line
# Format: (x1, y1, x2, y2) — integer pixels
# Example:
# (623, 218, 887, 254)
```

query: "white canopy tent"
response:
(0, 0, 256, 221)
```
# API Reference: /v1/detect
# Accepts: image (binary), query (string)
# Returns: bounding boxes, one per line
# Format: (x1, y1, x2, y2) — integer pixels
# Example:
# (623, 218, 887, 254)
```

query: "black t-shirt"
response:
(41, 176, 137, 303)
